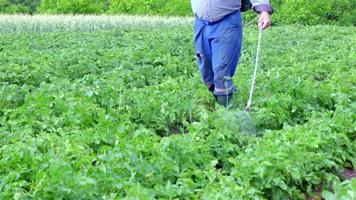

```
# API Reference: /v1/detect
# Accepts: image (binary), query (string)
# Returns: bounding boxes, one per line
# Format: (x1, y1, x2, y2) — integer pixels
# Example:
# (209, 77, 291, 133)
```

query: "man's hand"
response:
(258, 11, 271, 29)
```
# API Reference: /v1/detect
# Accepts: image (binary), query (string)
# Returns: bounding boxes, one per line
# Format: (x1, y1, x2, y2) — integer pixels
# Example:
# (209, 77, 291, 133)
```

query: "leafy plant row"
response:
(0, 25, 355, 199)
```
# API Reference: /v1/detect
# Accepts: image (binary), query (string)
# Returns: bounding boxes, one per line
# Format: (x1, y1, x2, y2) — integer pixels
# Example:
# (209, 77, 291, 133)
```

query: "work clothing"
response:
(194, 10, 242, 96)
(191, 0, 273, 22)
(192, 0, 272, 99)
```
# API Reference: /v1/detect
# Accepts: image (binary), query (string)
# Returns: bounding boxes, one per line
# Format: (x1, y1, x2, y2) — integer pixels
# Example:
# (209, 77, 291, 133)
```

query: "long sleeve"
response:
(191, 0, 273, 22)
(251, 0, 273, 14)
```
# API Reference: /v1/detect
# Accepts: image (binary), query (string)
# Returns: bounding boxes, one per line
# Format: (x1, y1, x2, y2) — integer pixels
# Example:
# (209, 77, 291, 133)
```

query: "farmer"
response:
(191, 0, 273, 107)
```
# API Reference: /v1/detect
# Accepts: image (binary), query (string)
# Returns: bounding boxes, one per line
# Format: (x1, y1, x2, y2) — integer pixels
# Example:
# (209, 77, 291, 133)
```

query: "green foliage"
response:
(271, 0, 356, 26)
(0, 0, 355, 25)
(107, 0, 191, 16)
(242, 0, 355, 26)
(1, 4, 28, 13)
(39, 0, 106, 14)
(0, 21, 355, 199)
(322, 179, 356, 200)
(0, 0, 28, 14)
(0, 0, 39, 14)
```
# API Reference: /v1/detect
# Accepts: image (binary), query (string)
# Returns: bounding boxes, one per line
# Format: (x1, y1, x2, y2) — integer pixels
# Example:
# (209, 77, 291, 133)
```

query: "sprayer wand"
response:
(245, 27, 263, 112)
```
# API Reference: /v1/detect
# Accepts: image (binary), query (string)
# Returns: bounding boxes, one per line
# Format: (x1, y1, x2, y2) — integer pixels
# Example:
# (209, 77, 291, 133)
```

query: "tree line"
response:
(0, 0, 355, 26)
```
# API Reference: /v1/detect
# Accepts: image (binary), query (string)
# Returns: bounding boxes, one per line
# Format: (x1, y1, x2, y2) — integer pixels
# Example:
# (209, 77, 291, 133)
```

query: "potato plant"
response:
(0, 17, 355, 199)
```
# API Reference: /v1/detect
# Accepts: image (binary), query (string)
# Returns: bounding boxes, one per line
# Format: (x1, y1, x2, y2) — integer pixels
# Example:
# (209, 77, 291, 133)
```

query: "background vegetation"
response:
(0, 0, 355, 26)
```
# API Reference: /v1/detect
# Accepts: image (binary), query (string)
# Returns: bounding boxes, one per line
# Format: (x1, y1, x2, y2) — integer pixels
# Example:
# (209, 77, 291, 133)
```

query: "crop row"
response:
(0, 24, 355, 199)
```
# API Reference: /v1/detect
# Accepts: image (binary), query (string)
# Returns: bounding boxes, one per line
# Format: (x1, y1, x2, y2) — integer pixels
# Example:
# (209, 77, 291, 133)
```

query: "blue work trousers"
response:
(194, 10, 243, 96)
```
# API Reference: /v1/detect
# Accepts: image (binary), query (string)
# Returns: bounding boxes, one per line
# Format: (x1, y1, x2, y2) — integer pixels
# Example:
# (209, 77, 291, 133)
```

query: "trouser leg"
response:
(193, 18, 214, 91)
(210, 11, 243, 96)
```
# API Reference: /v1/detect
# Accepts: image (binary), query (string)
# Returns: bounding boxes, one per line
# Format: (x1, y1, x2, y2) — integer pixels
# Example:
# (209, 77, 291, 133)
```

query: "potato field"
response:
(0, 15, 355, 199)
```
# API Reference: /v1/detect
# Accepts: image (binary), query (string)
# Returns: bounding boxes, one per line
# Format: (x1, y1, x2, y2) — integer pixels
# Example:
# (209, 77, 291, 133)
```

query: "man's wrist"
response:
(253, 4, 274, 14)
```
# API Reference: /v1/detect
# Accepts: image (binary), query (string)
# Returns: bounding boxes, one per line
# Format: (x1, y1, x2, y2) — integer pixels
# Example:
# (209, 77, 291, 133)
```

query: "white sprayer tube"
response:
(246, 28, 263, 111)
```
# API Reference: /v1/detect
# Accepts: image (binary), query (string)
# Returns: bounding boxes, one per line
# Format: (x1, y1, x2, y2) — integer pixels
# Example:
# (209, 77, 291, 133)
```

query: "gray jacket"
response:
(191, 0, 273, 22)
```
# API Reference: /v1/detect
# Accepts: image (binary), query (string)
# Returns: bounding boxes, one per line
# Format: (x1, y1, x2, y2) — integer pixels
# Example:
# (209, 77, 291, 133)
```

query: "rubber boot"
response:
(216, 93, 234, 107)
(208, 85, 218, 101)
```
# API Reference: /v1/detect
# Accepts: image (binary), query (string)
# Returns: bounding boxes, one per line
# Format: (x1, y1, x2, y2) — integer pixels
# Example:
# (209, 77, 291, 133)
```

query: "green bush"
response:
(0, 0, 40, 14)
(107, 0, 191, 16)
(272, 0, 356, 26)
(0, 0, 355, 25)
(4, 4, 28, 13)
(38, 0, 106, 14)
(106, 0, 356, 26)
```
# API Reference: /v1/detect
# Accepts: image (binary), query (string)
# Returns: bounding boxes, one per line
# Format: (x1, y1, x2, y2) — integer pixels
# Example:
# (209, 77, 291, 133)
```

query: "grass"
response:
(0, 14, 194, 33)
